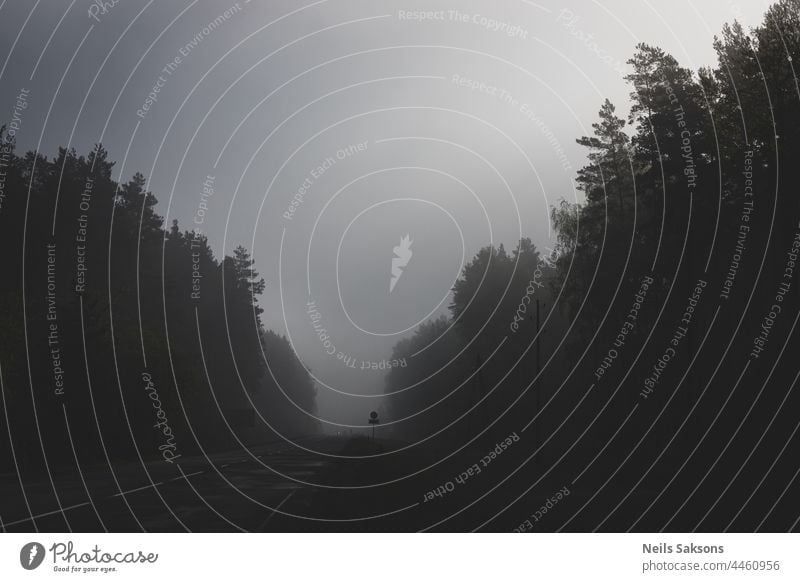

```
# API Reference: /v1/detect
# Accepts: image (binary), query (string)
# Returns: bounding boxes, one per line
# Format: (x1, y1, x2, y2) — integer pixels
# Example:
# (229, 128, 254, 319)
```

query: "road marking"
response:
(173, 471, 204, 481)
(112, 482, 164, 497)
(258, 490, 296, 530)
(3, 501, 92, 527)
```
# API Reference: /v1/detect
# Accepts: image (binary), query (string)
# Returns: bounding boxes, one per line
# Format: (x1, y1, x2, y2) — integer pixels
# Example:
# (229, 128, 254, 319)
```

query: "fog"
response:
(0, 0, 767, 429)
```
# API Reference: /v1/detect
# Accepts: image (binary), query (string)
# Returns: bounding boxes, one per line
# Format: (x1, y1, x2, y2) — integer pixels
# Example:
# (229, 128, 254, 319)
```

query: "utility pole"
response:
(535, 299, 543, 450)
(473, 349, 484, 440)
(536, 299, 541, 381)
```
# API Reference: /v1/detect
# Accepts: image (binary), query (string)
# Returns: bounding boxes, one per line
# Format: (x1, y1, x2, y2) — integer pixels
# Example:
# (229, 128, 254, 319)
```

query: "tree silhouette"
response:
(0, 142, 318, 474)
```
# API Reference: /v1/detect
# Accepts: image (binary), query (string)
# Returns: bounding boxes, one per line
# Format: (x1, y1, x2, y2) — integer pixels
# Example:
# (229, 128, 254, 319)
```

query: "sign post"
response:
(368, 411, 380, 440)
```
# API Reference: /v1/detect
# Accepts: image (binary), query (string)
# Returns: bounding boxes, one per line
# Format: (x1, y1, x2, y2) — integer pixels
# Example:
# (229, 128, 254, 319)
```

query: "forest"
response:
(1, 1, 799, 508)
(384, 0, 800, 473)
(0, 139, 318, 473)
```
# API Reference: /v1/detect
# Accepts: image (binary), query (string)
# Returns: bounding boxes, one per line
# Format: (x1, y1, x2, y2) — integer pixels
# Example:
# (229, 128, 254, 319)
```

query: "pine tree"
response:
(575, 99, 632, 211)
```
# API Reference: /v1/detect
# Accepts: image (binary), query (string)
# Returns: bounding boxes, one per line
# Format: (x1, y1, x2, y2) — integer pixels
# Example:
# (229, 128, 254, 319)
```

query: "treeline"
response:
(0, 140, 317, 474)
(385, 0, 800, 470)
(385, 240, 570, 451)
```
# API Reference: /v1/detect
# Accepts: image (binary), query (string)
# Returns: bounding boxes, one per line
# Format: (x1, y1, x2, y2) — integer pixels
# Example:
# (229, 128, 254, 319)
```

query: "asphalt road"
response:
(1, 435, 568, 532)
(0, 435, 353, 532)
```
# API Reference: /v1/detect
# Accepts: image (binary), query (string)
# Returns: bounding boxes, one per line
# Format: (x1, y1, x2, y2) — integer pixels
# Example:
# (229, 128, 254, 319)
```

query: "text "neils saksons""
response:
(643, 543, 724, 554)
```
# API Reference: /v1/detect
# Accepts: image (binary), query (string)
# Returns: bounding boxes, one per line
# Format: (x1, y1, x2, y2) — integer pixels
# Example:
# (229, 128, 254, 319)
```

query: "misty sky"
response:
(0, 0, 769, 429)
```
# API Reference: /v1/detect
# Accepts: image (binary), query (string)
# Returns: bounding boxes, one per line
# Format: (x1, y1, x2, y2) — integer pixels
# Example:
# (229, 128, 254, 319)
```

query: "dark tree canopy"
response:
(0, 140, 318, 472)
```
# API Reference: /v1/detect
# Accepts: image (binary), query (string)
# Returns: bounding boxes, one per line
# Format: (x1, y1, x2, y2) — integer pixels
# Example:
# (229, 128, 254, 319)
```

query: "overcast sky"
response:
(0, 0, 770, 428)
